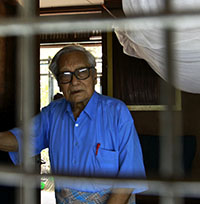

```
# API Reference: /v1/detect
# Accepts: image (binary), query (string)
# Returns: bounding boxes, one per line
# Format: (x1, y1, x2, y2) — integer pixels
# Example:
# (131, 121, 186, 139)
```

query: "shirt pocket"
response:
(95, 147, 119, 177)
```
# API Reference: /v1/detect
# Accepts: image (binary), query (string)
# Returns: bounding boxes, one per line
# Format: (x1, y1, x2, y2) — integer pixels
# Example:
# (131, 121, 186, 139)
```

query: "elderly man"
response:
(0, 45, 147, 203)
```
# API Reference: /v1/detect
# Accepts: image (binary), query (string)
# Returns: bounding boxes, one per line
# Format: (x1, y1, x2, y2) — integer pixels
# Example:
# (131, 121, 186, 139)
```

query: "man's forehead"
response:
(60, 50, 87, 60)
(58, 51, 89, 70)
(59, 51, 88, 63)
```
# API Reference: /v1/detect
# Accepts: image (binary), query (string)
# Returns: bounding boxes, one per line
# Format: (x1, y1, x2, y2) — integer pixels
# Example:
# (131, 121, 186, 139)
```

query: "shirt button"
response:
(75, 142, 78, 146)
(75, 123, 79, 127)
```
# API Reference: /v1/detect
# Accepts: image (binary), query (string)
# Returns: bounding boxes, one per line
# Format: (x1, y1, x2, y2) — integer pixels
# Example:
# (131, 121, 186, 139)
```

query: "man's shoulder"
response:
(42, 98, 67, 112)
(98, 93, 125, 104)
(97, 93, 127, 110)
(96, 93, 133, 123)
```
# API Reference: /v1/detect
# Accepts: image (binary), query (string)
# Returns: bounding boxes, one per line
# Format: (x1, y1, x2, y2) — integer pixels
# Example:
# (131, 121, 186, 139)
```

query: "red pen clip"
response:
(95, 143, 101, 156)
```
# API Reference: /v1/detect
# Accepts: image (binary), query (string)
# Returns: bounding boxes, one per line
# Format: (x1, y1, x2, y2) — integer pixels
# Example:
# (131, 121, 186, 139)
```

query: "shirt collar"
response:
(83, 91, 98, 120)
(65, 91, 99, 120)
(65, 100, 72, 113)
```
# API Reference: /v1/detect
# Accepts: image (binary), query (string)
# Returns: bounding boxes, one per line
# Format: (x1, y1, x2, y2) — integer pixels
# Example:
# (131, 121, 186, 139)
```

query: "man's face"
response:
(58, 51, 97, 106)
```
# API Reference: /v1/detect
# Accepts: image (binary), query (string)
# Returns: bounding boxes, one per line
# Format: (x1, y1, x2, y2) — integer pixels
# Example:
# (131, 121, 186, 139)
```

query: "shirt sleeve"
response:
(8, 107, 50, 165)
(9, 128, 23, 165)
(114, 104, 148, 194)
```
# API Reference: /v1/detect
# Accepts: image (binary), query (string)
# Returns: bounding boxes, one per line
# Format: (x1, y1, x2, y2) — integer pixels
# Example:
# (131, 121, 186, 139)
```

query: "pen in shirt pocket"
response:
(95, 143, 101, 156)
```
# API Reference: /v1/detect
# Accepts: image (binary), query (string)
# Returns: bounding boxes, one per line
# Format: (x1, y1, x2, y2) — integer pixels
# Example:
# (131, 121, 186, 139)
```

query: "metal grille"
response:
(0, 0, 200, 204)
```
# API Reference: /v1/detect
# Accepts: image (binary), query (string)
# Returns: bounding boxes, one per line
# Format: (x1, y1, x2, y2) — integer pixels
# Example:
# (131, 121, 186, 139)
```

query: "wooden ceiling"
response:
(40, 0, 104, 8)
(40, 0, 124, 18)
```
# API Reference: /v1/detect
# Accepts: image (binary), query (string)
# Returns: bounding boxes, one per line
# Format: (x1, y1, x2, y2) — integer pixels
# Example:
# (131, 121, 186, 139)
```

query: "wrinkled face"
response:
(58, 51, 97, 106)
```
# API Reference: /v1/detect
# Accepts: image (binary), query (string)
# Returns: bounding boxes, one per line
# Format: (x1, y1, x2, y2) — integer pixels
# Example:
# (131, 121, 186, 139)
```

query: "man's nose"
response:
(71, 74, 79, 85)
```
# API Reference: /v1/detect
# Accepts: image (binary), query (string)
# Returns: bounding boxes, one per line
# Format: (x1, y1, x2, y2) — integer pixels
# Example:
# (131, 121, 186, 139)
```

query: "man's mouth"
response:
(70, 90, 81, 95)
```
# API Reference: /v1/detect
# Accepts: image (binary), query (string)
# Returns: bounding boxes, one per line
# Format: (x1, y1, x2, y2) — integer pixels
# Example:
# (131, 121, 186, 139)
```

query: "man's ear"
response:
(93, 69, 97, 85)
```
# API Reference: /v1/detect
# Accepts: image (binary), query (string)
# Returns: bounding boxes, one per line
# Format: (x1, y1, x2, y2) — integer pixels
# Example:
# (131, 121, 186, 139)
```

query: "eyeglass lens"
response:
(58, 67, 92, 84)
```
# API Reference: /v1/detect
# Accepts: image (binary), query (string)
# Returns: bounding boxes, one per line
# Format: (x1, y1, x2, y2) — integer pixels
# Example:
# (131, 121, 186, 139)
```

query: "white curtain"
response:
(115, 0, 200, 93)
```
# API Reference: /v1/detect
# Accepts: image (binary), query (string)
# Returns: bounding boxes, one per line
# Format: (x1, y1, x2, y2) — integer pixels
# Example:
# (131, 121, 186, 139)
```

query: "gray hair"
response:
(49, 45, 96, 81)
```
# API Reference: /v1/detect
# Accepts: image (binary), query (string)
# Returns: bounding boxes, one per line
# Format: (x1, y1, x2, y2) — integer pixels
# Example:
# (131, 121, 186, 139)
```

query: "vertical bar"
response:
(16, 0, 38, 204)
(48, 57, 54, 102)
(160, 29, 183, 177)
(162, 196, 183, 204)
(17, 37, 38, 203)
(49, 72, 54, 102)
(160, 0, 183, 204)
(107, 32, 113, 97)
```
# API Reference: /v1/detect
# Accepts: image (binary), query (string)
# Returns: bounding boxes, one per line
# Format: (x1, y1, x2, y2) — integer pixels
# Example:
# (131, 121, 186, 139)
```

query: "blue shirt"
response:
(9, 92, 147, 193)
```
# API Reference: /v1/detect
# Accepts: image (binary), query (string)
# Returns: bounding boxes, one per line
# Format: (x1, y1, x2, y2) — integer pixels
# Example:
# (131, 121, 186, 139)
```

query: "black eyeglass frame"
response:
(57, 67, 95, 84)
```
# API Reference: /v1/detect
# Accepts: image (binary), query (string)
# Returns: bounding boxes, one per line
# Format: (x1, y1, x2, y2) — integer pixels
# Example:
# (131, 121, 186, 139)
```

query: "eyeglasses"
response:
(58, 67, 94, 84)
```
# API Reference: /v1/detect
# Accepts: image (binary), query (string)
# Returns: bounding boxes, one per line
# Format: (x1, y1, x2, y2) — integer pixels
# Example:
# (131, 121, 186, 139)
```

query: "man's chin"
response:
(69, 95, 81, 102)
(70, 97, 90, 106)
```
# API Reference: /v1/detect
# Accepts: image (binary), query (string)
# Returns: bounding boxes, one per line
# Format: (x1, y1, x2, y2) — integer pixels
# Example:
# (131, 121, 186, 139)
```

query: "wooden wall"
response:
(110, 32, 200, 172)
(106, 31, 200, 204)
(0, 2, 19, 203)
(0, 0, 18, 162)
(0, 1, 40, 203)
(110, 32, 200, 203)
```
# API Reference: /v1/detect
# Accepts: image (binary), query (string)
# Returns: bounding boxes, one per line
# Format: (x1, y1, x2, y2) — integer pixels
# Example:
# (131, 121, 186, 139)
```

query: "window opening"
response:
(40, 44, 102, 108)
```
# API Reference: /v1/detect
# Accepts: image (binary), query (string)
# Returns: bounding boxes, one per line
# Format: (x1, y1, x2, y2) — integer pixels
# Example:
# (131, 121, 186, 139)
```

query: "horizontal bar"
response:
(0, 166, 200, 197)
(0, 13, 200, 36)
(127, 104, 181, 111)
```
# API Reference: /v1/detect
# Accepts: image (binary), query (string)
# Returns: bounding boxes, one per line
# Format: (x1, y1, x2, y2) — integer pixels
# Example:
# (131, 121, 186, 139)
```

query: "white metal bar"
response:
(0, 167, 200, 197)
(159, 1, 183, 204)
(159, 29, 183, 177)
(0, 14, 200, 36)
(16, 1, 38, 204)
(20, 37, 38, 204)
